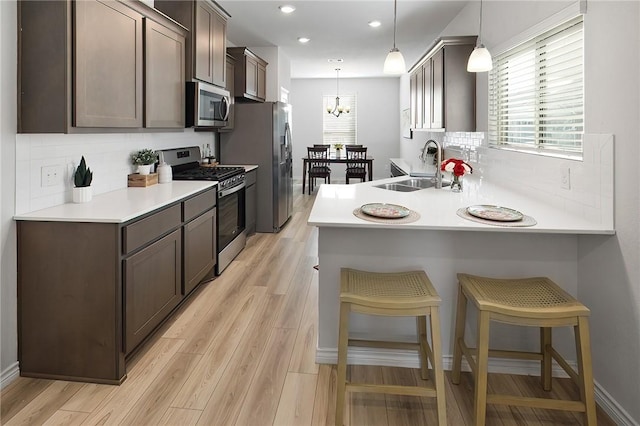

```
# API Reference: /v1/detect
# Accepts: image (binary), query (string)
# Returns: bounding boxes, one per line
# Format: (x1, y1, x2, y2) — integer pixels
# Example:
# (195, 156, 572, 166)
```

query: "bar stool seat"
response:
(451, 273, 597, 426)
(335, 268, 447, 426)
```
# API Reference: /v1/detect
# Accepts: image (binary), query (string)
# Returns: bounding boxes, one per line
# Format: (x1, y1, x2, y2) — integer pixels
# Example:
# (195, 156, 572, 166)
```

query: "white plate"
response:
(466, 205, 524, 222)
(360, 203, 411, 219)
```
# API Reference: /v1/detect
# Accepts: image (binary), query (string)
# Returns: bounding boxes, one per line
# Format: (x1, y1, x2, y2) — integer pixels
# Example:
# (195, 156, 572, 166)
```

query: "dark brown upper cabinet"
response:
(227, 47, 268, 102)
(144, 18, 186, 128)
(409, 36, 476, 132)
(155, 0, 229, 88)
(18, 0, 187, 133)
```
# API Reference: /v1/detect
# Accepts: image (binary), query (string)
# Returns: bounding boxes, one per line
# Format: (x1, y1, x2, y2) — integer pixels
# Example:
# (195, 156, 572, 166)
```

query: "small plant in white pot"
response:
(131, 149, 158, 175)
(73, 156, 93, 203)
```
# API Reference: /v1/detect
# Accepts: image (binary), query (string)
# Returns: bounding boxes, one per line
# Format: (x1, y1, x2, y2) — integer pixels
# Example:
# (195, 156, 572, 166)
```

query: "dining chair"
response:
(307, 146, 331, 195)
(345, 146, 367, 184)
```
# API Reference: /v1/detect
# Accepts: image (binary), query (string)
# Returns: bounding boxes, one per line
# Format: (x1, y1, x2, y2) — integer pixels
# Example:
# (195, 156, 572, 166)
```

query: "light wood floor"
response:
(1, 184, 615, 426)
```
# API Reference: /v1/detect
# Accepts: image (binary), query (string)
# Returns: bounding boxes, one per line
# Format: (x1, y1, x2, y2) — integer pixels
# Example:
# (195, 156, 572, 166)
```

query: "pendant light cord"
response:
(478, 0, 484, 45)
(393, 0, 398, 49)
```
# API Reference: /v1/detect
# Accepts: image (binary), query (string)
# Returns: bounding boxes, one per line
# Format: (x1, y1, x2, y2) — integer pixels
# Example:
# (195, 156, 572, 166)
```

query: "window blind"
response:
(489, 16, 584, 154)
(323, 94, 357, 145)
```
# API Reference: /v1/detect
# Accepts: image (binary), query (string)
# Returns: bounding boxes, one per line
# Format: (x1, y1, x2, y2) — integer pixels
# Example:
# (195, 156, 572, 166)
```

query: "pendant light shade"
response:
(467, 0, 493, 72)
(384, 48, 406, 74)
(383, 0, 406, 74)
(467, 45, 493, 72)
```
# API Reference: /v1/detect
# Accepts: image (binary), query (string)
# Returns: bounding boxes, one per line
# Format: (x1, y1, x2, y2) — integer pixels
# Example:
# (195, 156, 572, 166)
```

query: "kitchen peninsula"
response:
(308, 174, 614, 372)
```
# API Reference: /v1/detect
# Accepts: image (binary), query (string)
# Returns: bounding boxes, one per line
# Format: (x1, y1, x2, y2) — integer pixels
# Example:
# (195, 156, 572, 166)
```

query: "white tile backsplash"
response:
(16, 130, 215, 214)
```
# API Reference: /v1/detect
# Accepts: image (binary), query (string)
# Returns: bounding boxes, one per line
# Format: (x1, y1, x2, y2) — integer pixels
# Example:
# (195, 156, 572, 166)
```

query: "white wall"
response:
(438, 1, 640, 424)
(0, 0, 18, 387)
(290, 77, 400, 182)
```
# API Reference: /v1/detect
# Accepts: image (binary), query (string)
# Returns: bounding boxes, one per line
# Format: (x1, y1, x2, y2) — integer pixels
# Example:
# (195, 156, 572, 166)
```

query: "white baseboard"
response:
(1, 362, 20, 390)
(317, 346, 639, 426)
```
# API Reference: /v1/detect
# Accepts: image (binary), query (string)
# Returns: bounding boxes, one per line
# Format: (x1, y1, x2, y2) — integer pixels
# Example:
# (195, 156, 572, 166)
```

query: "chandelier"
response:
(327, 68, 350, 117)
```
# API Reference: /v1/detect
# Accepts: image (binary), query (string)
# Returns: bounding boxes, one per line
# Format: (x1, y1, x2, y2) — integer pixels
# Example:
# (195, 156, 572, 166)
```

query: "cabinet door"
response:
(184, 208, 216, 295)
(145, 19, 185, 128)
(246, 182, 257, 235)
(423, 60, 433, 130)
(220, 55, 235, 131)
(257, 61, 267, 101)
(194, 1, 214, 83)
(416, 66, 424, 129)
(211, 10, 227, 87)
(124, 229, 182, 354)
(431, 49, 444, 129)
(409, 72, 417, 128)
(75, 0, 143, 127)
(245, 56, 258, 97)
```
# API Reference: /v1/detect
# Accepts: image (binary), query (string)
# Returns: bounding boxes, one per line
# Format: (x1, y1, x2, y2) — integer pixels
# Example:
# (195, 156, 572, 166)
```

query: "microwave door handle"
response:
(220, 96, 230, 121)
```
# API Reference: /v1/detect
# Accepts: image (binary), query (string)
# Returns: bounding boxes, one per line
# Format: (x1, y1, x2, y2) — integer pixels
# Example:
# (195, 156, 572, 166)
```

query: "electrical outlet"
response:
(41, 165, 64, 187)
(560, 167, 571, 190)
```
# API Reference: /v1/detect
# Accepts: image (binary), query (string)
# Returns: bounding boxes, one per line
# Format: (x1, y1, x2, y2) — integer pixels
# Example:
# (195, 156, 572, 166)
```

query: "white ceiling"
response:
(217, 1, 472, 79)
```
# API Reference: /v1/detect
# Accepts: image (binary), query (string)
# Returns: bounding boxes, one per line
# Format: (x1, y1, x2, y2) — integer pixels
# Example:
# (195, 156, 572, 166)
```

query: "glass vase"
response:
(451, 174, 463, 192)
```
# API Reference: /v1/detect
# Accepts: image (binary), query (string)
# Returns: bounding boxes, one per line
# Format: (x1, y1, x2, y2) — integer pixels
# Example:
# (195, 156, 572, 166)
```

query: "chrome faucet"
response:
(420, 139, 443, 189)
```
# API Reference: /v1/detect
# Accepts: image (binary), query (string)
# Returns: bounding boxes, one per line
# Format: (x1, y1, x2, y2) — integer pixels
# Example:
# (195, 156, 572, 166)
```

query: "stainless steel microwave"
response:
(186, 81, 230, 128)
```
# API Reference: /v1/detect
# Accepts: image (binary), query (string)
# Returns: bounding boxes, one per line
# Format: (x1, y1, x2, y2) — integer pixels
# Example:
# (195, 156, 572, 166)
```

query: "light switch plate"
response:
(560, 167, 571, 190)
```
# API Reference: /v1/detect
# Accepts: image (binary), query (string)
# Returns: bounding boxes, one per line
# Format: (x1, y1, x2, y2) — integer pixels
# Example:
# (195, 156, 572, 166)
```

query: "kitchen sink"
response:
(396, 178, 438, 189)
(373, 183, 421, 192)
(374, 178, 451, 192)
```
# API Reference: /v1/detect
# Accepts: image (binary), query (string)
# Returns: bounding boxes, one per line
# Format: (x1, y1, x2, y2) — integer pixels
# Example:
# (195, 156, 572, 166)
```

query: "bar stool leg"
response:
(541, 327, 552, 391)
(452, 286, 468, 384)
(416, 316, 429, 380)
(575, 317, 597, 425)
(335, 302, 351, 426)
(429, 306, 447, 426)
(474, 311, 491, 426)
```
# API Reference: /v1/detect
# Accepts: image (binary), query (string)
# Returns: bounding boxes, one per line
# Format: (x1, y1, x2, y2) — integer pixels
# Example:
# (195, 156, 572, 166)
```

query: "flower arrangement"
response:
(441, 158, 473, 176)
(333, 143, 344, 150)
(131, 148, 158, 166)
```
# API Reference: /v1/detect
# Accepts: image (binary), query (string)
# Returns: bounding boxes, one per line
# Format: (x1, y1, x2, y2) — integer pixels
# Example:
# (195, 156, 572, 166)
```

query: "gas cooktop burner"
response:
(172, 165, 244, 181)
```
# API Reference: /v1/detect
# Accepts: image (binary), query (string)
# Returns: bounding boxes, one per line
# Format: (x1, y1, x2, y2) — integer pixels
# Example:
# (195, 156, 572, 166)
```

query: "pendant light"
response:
(383, 0, 406, 74)
(327, 68, 350, 117)
(467, 0, 493, 72)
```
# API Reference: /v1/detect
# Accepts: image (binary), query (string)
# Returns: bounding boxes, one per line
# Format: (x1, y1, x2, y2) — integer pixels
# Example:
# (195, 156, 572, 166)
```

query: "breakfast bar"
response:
(307, 174, 614, 373)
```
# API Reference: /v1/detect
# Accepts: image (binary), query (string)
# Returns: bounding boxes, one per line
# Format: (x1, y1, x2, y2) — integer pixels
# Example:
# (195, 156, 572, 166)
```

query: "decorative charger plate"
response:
(360, 203, 411, 219)
(466, 205, 524, 222)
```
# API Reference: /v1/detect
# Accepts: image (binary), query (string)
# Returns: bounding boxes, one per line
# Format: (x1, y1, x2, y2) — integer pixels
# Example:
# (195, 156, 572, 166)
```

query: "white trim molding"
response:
(317, 346, 638, 426)
(1, 362, 19, 389)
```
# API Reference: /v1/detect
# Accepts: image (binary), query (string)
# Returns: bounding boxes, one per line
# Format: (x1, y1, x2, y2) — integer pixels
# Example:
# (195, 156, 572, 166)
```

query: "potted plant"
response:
(131, 149, 158, 175)
(73, 156, 93, 203)
(334, 143, 344, 156)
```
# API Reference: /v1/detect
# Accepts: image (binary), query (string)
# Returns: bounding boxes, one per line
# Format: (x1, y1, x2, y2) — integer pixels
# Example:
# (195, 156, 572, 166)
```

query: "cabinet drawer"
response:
(123, 204, 181, 255)
(246, 169, 257, 186)
(183, 188, 217, 222)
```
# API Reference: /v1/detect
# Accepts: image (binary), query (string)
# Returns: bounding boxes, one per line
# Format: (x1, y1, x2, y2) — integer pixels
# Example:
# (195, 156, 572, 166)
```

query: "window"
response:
(488, 16, 584, 156)
(323, 94, 357, 146)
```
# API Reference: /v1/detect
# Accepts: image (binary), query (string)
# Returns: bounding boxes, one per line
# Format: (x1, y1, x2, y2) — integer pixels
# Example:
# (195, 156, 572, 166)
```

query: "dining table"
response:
(302, 153, 374, 194)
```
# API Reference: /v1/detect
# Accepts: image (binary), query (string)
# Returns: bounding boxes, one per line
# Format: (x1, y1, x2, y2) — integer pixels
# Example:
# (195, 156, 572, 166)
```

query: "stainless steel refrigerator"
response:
(220, 101, 293, 233)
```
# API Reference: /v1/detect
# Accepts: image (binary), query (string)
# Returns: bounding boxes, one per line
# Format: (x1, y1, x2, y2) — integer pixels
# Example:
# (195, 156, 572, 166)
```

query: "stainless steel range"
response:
(159, 147, 246, 275)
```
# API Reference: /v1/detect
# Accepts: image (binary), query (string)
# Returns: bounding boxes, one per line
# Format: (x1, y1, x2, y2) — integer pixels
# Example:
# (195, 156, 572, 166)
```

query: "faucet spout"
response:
(421, 139, 443, 189)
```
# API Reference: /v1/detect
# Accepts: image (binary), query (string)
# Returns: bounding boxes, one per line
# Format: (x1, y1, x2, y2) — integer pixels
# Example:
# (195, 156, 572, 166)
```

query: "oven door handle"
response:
(218, 181, 246, 198)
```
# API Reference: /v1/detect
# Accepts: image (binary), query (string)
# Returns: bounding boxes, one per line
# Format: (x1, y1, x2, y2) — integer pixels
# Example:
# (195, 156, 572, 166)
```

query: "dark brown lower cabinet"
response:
(17, 187, 217, 384)
(124, 229, 182, 354)
(184, 208, 216, 295)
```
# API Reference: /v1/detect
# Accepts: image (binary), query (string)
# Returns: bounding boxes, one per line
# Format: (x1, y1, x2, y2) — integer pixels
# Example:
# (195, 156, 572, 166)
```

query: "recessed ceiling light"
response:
(368, 20, 381, 28)
(298, 37, 310, 44)
(279, 5, 295, 14)
(328, 58, 344, 63)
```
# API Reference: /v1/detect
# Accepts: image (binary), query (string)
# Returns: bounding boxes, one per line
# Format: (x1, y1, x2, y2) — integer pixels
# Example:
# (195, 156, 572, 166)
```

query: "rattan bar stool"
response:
(451, 273, 596, 426)
(335, 268, 447, 426)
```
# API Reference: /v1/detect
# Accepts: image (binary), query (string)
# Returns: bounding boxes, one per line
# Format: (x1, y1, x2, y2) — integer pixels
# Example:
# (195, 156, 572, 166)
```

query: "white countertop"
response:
(14, 181, 216, 223)
(307, 175, 614, 235)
